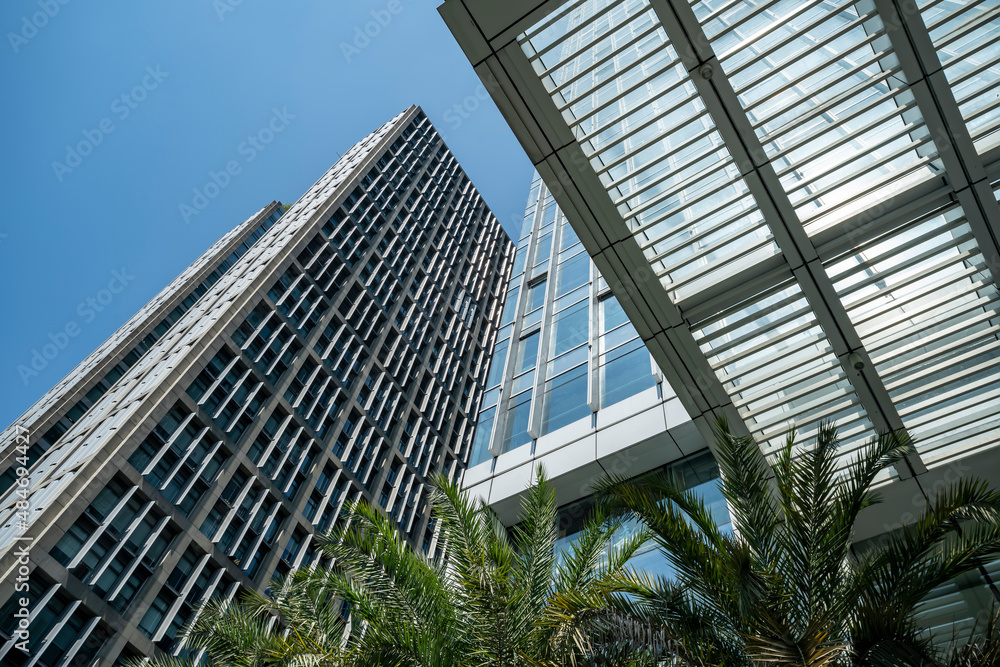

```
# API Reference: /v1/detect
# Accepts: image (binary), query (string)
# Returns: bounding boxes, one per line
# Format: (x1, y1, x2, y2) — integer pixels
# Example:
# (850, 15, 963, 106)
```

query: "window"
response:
(554, 252, 590, 297)
(501, 390, 532, 454)
(549, 299, 589, 358)
(601, 339, 655, 408)
(540, 364, 590, 435)
(469, 407, 496, 466)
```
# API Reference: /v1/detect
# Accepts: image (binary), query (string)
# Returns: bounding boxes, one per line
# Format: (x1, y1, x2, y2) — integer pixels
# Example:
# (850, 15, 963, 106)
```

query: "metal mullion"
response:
(637, 185, 758, 251)
(141, 413, 198, 474)
(769, 85, 914, 165)
(57, 616, 101, 667)
(161, 427, 211, 490)
(731, 357, 843, 409)
(549, 19, 662, 90)
(66, 486, 140, 570)
(713, 331, 828, 384)
(837, 248, 975, 307)
(783, 125, 931, 197)
(620, 154, 736, 222)
(850, 271, 988, 335)
(725, 0, 873, 79)
(743, 36, 890, 119)
(752, 58, 896, 134)
(560, 40, 677, 119)
(868, 295, 999, 358)
(23, 600, 82, 667)
(706, 316, 815, 362)
(596, 99, 709, 175)
(87, 500, 155, 583)
(799, 156, 936, 225)
(664, 232, 775, 293)
(107, 516, 171, 602)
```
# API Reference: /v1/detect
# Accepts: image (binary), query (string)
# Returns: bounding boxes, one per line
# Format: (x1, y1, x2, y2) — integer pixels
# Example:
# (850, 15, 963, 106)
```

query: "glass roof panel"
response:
(692, 279, 873, 457)
(919, 0, 1000, 155)
(826, 203, 1000, 463)
(521, 0, 779, 302)
(695, 0, 943, 234)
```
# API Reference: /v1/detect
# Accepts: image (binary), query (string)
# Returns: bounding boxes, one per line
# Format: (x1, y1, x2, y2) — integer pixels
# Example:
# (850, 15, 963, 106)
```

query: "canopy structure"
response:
(441, 0, 1000, 480)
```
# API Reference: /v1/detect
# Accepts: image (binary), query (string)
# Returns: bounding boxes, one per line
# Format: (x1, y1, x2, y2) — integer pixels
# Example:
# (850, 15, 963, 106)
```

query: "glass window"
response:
(559, 221, 580, 252)
(501, 390, 533, 454)
(485, 339, 510, 388)
(533, 233, 553, 267)
(550, 299, 589, 357)
(526, 279, 547, 312)
(540, 364, 590, 435)
(512, 246, 528, 277)
(513, 332, 540, 375)
(601, 296, 629, 333)
(601, 339, 655, 408)
(555, 252, 590, 297)
(469, 407, 496, 467)
(500, 287, 520, 325)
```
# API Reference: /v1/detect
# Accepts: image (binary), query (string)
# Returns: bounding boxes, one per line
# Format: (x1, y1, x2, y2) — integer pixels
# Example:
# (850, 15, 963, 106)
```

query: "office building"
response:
(442, 0, 1000, 641)
(0, 106, 513, 664)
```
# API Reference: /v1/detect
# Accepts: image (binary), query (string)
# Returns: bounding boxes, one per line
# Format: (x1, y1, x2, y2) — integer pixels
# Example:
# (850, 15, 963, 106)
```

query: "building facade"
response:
(0, 106, 513, 665)
(442, 0, 1000, 643)
(465, 171, 717, 526)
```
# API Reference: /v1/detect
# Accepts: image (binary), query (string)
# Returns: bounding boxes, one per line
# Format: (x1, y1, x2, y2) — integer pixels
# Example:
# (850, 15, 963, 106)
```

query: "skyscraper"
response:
(442, 0, 1000, 643)
(0, 106, 513, 664)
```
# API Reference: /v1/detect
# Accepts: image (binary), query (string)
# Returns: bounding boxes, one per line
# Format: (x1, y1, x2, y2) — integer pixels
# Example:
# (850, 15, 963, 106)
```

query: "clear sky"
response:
(0, 0, 534, 430)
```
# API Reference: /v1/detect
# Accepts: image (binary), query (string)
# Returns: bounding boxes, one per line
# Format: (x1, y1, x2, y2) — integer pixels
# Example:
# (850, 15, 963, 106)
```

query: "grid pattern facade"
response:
(471, 172, 663, 467)
(0, 106, 513, 665)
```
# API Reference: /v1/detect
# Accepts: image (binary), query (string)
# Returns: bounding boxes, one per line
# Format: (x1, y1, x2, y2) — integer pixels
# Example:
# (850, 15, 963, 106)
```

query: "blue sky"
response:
(0, 0, 533, 430)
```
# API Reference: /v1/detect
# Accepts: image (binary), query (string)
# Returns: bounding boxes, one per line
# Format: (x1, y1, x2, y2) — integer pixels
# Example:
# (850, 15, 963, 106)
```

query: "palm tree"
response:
(595, 419, 1000, 667)
(123, 579, 347, 666)
(307, 467, 649, 667)
(131, 468, 646, 666)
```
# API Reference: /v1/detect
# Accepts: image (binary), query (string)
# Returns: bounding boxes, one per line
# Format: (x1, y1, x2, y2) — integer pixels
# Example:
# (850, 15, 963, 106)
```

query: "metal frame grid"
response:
(441, 0, 1000, 480)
